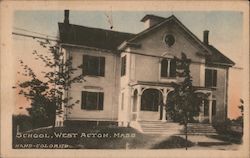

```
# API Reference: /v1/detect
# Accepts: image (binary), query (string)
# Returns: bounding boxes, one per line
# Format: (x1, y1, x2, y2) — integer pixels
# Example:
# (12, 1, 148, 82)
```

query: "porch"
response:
(128, 81, 214, 126)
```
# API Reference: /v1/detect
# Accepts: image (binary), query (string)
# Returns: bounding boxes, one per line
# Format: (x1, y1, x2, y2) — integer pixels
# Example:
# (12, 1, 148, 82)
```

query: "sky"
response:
(13, 10, 244, 119)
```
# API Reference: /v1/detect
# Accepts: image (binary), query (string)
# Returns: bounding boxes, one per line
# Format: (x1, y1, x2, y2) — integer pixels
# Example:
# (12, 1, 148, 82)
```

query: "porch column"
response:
(136, 88, 142, 121)
(162, 89, 167, 122)
(129, 94, 134, 122)
(208, 95, 213, 124)
(199, 100, 205, 122)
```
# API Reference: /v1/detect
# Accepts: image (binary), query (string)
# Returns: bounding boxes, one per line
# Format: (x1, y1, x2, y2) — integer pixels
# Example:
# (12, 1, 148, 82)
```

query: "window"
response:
(212, 100, 216, 116)
(121, 55, 126, 76)
(161, 59, 176, 78)
(82, 55, 105, 77)
(205, 69, 217, 87)
(81, 91, 104, 110)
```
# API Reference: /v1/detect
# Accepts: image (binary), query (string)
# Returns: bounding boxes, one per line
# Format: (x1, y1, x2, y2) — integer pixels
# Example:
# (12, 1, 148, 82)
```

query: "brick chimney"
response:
(64, 10, 69, 24)
(203, 30, 209, 45)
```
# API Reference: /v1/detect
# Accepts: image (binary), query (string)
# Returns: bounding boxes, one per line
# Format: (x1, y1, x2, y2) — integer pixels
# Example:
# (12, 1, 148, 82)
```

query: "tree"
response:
(167, 53, 203, 150)
(236, 98, 244, 127)
(13, 39, 84, 128)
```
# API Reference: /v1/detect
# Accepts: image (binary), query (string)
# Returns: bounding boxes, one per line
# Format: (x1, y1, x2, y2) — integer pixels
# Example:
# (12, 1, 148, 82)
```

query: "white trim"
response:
(66, 117, 118, 121)
(60, 43, 116, 54)
(82, 88, 104, 93)
(200, 62, 205, 87)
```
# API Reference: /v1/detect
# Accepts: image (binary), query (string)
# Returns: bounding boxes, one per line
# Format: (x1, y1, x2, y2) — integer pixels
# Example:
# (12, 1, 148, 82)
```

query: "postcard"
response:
(0, 1, 249, 158)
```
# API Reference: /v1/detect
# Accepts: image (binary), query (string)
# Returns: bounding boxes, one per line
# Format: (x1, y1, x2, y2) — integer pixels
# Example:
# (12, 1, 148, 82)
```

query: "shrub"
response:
(12, 115, 32, 132)
(212, 119, 243, 144)
(151, 136, 194, 149)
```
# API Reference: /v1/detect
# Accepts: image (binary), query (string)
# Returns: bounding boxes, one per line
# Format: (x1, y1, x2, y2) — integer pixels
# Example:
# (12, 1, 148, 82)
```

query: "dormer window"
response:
(161, 58, 176, 78)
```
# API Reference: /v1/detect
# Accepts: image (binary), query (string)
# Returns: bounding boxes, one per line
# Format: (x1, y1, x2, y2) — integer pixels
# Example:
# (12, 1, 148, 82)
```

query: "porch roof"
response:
(129, 81, 172, 87)
(129, 81, 214, 92)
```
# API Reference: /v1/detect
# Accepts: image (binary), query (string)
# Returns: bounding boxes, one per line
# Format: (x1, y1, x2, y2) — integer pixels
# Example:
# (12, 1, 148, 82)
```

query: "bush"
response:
(12, 115, 32, 132)
(212, 119, 243, 144)
(151, 136, 194, 149)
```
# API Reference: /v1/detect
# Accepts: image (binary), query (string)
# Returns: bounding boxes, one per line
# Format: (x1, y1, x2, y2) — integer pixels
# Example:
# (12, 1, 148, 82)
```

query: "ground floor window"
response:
(81, 91, 104, 110)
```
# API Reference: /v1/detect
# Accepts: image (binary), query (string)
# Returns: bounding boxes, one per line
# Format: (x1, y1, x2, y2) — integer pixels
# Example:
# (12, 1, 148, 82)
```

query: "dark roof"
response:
(58, 23, 135, 51)
(206, 45, 235, 66)
(58, 14, 235, 66)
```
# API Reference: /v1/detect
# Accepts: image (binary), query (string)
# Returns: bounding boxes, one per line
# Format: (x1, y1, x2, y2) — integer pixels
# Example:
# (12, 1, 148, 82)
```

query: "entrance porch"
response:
(125, 81, 214, 130)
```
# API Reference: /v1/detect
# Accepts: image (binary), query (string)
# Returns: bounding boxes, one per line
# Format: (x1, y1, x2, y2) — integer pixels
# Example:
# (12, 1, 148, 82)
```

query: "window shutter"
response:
(98, 92, 104, 110)
(161, 59, 168, 77)
(213, 70, 217, 87)
(82, 55, 89, 76)
(170, 60, 176, 77)
(100, 57, 105, 76)
(81, 91, 87, 109)
(121, 56, 126, 76)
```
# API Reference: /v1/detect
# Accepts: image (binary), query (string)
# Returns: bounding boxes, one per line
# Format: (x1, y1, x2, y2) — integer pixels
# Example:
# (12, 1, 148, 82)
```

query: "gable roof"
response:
(125, 15, 211, 54)
(58, 23, 135, 51)
(205, 45, 235, 66)
(125, 14, 235, 66)
(58, 15, 235, 66)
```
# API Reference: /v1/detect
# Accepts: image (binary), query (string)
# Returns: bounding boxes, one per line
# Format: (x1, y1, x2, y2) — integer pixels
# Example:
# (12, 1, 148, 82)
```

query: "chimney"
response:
(141, 14, 165, 29)
(64, 10, 69, 24)
(203, 30, 209, 45)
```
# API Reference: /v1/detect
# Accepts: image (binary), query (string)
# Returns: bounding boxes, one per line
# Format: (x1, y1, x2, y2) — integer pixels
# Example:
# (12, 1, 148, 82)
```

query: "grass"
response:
(208, 134, 242, 144)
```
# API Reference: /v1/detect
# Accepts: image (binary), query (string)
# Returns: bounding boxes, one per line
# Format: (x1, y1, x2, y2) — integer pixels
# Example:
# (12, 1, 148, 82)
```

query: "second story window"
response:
(121, 55, 126, 76)
(161, 58, 176, 78)
(82, 55, 105, 77)
(205, 69, 217, 88)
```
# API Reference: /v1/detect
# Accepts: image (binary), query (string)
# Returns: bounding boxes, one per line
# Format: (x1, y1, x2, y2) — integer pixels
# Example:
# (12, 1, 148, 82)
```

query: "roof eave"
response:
(206, 61, 235, 67)
(118, 41, 141, 51)
(60, 43, 119, 54)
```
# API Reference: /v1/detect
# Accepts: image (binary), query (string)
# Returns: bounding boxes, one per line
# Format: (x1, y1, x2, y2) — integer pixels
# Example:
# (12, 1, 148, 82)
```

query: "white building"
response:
(55, 11, 235, 131)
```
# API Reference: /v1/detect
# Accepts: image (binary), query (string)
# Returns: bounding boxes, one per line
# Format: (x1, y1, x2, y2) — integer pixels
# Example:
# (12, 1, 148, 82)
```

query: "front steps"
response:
(138, 120, 183, 135)
(131, 121, 217, 135)
(184, 123, 217, 135)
